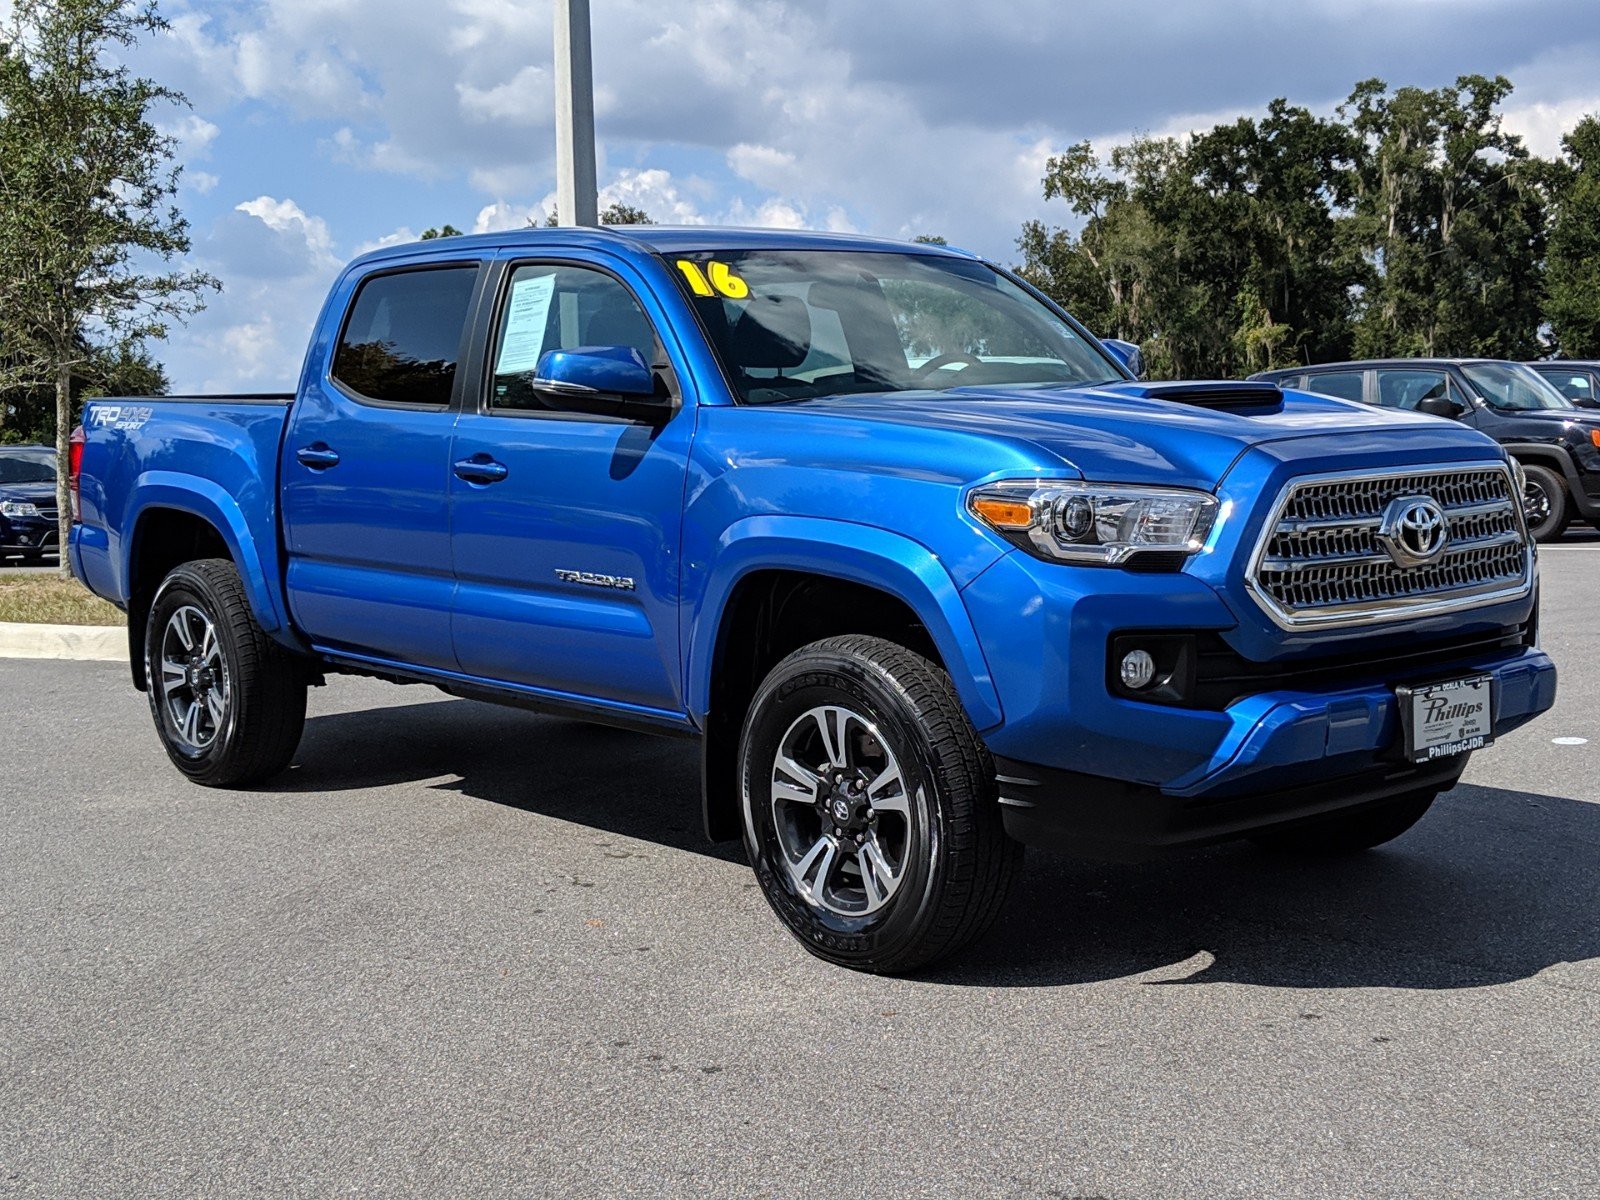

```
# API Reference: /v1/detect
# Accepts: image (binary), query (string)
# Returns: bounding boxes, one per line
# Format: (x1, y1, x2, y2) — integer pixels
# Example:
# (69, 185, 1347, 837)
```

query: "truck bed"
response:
(74, 394, 296, 642)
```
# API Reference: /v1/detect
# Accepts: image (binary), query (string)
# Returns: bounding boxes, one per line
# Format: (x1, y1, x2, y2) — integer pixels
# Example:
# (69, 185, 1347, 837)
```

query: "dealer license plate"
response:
(1397, 676, 1494, 763)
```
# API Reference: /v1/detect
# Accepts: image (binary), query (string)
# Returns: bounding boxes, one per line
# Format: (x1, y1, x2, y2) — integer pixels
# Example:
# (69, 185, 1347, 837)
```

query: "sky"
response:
(52, 0, 1600, 392)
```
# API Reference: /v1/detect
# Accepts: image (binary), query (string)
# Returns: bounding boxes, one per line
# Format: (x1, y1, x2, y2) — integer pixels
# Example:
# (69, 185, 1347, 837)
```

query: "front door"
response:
(280, 261, 481, 671)
(448, 255, 696, 718)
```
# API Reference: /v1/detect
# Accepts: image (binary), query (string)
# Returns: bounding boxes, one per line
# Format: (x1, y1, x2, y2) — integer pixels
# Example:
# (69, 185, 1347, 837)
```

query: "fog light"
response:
(1119, 649, 1156, 690)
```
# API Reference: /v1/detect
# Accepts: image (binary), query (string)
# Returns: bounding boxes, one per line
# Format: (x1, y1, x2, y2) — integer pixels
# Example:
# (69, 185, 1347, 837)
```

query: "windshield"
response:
(667, 250, 1125, 404)
(1461, 363, 1574, 412)
(0, 450, 54, 485)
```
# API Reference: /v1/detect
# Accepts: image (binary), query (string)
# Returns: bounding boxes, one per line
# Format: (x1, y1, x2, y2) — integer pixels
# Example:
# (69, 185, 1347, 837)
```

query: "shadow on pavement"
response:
(267, 692, 736, 861)
(271, 694, 1599, 991)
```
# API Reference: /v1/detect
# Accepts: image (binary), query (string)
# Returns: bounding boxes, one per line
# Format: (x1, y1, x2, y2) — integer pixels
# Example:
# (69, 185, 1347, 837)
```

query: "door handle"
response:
(453, 455, 509, 484)
(295, 444, 341, 470)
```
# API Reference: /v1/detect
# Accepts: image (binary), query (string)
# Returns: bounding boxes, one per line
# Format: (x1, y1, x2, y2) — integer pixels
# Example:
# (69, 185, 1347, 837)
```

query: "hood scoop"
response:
(1124, 380, 1286, 414)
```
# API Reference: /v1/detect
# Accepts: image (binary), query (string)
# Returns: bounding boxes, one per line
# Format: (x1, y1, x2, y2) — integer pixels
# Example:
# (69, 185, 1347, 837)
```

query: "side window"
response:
(1535, 368, 1597, 405)
(490, 263, 660, 412)
(1375, 368, 1452, 410)
(1303, 370, 1365, 403)
(331, 266, 478, 407)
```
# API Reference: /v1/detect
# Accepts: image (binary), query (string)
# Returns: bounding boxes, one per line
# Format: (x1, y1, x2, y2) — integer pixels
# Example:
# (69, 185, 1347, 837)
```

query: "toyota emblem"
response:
(1377, 495, 1450, 567)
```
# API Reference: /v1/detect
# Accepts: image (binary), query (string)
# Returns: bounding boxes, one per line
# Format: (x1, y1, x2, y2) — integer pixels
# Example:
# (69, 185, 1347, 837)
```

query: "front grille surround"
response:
(1245, 463, 1534, 630)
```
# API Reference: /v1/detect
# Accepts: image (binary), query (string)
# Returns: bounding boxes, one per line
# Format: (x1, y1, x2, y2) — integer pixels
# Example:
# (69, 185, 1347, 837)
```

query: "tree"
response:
(1, 340, 167, 444)
(0, 0, 216, 572)
(1342, 75, 1547, 359)
(539, 203, 655, 227)
(1545, 115, 1600, 357)
(419, 224, 463, 240)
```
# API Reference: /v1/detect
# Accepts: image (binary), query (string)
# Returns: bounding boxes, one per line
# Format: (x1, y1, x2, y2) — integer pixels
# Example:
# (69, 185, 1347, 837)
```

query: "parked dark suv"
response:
(0, 444, 60, 563)
(1251, 359, 1600, 542)
(1527, 361, 1600, 410)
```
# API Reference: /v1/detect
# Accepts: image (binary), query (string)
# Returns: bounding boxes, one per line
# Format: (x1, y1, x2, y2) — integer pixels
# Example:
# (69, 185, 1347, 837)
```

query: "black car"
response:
(0, 444, 61, 563)
(1251, 359, 1600, 542)
(1527, 360, 1600, 410)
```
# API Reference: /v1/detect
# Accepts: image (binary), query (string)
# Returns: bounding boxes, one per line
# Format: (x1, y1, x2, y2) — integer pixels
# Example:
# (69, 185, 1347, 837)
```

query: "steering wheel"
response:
(911, 352, 984, 383)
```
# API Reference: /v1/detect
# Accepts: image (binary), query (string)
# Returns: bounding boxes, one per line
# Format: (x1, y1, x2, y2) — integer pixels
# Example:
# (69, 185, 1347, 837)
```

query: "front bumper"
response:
(991, 645, 1556, 860)
(1, 516, 60, 553)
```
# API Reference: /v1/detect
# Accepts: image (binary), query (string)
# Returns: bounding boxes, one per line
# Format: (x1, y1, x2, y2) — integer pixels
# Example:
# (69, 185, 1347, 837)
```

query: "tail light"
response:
(68, 425, 85, 522)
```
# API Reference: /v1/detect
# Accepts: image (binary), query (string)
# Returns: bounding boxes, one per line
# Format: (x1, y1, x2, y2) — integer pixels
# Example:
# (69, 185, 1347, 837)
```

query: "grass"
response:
(0, 570, 123, 626)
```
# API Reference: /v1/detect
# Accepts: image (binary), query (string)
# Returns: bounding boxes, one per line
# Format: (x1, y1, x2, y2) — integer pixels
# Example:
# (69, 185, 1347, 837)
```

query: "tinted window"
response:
(332, 267, 478, 406)
(1375, 368, 1452, 410)
(0, 449, 55, 485)
(1303, 371, 1365, 403)
(1533, 367, 1597, 405)
(489, 263, 660, 412)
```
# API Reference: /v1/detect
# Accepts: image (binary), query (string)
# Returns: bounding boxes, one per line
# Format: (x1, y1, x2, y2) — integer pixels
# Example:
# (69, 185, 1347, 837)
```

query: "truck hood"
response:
(787, 381, 1501, 490)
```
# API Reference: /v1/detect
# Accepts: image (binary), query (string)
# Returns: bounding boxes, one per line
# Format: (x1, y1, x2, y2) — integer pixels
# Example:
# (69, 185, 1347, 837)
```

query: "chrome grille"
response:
(1247, 464, 1532, 629)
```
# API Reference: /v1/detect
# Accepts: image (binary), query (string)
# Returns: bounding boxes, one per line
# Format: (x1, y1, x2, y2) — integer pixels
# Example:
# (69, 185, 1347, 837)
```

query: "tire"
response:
(144, 557, 306, 787)
(738, 634, 1020, 974)
(1521, 464, 1570, 543)
(1249, 789, 1437, 856)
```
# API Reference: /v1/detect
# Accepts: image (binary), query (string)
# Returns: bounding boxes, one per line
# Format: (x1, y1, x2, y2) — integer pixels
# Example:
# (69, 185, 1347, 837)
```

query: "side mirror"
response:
(533, 345, 675, 422)
(1101, 338, 1145, 379)
(1416, 395, 1467, 420)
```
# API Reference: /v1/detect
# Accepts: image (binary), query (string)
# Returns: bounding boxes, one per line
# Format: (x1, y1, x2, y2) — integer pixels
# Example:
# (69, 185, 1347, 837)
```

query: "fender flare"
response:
(686, 514, 1004, 732)
(124, 472, 286, 635)
(1501, 443, 1579, 488)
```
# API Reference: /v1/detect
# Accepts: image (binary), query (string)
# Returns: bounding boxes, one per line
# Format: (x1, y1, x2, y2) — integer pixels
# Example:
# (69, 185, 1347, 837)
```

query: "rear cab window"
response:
(331, 266, 480, 407)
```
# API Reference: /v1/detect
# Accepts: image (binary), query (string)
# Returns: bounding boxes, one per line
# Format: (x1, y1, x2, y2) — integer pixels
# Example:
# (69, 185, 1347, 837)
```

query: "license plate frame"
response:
(1396, 675, 1495, 764)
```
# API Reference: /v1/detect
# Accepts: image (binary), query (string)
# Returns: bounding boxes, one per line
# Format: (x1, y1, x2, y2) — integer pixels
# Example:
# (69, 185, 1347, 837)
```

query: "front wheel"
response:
(739, 635, 1020, 974)
(1249, 789, 1437, 855)
(144, 558, 307, 787)
(1521, 464, 1570, 543)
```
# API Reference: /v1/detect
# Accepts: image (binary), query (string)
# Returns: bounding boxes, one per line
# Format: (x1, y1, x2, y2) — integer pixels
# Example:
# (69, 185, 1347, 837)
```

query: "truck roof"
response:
(347, 225, 979, 270)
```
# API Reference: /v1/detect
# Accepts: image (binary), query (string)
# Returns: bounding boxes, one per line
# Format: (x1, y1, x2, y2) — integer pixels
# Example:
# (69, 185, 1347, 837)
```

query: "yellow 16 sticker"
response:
(676, 259, 749, 300)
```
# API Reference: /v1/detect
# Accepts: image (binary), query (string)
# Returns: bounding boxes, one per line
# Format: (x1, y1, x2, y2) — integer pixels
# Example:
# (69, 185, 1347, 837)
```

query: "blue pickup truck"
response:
(69, 227, 1557, 972)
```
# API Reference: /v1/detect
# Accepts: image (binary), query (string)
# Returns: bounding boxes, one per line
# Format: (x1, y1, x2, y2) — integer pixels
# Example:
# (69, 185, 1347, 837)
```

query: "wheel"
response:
(1249, 789, 1437, 855)
(738, 634, 1020, 973)
(1520, 464, 1569, 543)
(144, 558, 306, 787)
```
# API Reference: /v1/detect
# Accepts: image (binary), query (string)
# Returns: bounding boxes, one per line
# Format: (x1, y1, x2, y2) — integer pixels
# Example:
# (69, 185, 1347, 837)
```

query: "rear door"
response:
(447, 252, 697, 716)
(280, 260, 483, 671)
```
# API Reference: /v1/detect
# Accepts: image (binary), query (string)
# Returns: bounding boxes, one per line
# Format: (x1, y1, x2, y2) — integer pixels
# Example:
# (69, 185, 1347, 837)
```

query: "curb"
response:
(0, 621, 124, 662)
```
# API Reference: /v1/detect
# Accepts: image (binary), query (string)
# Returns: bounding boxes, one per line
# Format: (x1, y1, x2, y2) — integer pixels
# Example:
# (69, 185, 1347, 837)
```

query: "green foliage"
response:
(0, 0, 214, 565)
(537, 203, 655, 227)
(0, 339, 167, 444)
(1018, 77, 1561, 378)
(1545, 116, 1600, 357)
(419, 224, 463, 240)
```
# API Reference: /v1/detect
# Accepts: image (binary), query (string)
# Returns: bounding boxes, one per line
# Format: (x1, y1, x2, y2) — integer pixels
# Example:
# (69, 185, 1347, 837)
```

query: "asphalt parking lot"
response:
(3, 544, 1597, 1198)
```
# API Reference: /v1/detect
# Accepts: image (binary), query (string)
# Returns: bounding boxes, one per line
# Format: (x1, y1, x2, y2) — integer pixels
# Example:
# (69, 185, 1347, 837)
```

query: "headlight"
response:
(968, 479, 1219, 566)
(0, 500, 40, 518)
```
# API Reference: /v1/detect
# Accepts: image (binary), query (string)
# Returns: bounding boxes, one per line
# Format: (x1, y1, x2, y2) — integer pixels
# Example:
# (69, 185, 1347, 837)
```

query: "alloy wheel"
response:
(768, 704, 913, 917)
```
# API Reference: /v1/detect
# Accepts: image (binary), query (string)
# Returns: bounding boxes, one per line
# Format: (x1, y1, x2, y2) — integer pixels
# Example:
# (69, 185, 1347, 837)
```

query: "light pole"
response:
(554, 0, 598, 226)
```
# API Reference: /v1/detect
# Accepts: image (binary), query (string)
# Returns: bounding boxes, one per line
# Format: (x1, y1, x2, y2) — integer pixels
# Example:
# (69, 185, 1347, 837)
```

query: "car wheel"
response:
(144, 557, 307, 787)
(738, 634, 1020, 974)
(1249, 789, 1437, 855)
(1520, 464, 1569, 543)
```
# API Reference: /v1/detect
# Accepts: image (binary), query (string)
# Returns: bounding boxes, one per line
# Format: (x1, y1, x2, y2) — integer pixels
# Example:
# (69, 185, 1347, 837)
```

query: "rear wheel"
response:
(739, 635, 1019, 974)
(144, 558, 306, 787)
(1521, 464, 1570, 543)
(1250, 789, 1437, 855)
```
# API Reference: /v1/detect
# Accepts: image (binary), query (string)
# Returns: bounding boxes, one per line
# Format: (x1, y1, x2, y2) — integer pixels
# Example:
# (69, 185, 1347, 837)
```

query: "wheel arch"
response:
(122, 478, 288, 689)
(689, 516, 1003, 842)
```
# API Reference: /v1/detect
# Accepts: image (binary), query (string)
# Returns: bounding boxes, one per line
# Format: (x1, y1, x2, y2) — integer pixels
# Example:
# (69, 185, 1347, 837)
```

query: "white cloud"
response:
(1503, 97, 1600, 158)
